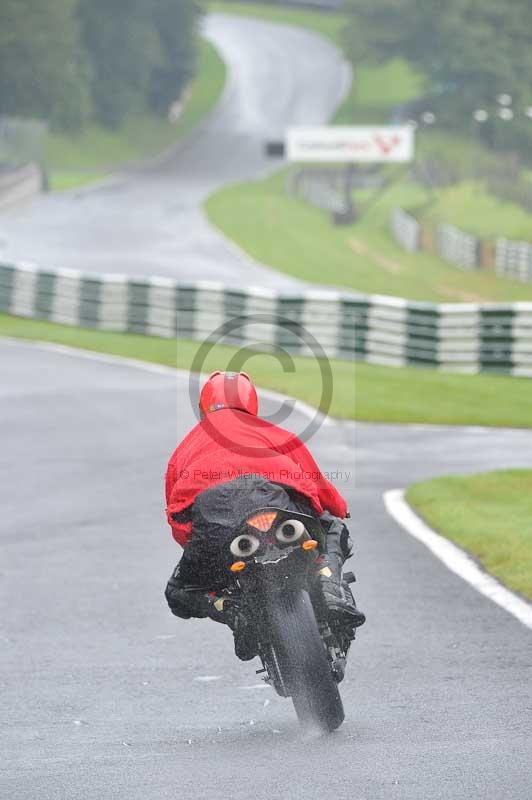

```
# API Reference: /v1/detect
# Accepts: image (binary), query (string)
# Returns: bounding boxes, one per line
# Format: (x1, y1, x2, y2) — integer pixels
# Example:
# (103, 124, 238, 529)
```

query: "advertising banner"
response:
(286, 126, 415, 163)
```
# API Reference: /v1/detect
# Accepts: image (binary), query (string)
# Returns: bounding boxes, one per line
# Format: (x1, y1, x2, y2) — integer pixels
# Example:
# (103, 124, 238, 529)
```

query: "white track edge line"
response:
(3, 336, 528, 434)
(3, 337, 327, 424)
(384, 488, 532, 630)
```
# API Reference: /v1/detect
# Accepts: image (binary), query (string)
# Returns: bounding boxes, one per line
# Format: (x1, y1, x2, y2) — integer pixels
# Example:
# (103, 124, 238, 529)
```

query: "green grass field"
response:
(206, 170, 532, 302)
(3, 312, 532, 428)
(48, 172, 109, 192)
(407, 470, 532, 599)
(416, 181, 532, 241)
(46, 39, 226, 190)
(334, 59, 423, 125)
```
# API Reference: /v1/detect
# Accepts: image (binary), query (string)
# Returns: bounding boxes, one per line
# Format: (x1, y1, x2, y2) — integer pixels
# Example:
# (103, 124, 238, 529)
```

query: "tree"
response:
(78, 0, 163, 128)
(0, 0, 204, 132)
(343, 0, 423, 64)
(148, 0, 202, 114)
(343, 0, 532, 149)
(0, 0, 89, 130)
(79, 0, 203, 128)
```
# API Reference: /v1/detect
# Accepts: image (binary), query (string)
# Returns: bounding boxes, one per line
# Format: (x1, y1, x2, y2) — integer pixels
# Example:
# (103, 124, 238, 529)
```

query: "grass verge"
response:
(334, 59, 423, 125)
(413, 180, 532, 242)
(45, 39, 226, 190)
(48, 172, 108, 192)
(2, 312, 532, 428)
(407, 470, 532, 599)
(206, 170, 532, 302)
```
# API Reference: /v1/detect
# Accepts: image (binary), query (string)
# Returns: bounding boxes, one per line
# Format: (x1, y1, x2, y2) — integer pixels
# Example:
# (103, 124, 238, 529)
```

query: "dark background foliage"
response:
(344, 0, 532, 152)
(0, 0, 202, 131)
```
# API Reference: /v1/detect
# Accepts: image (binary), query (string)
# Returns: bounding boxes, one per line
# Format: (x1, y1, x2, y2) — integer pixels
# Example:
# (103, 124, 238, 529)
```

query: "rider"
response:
(164, 371, 365, 658)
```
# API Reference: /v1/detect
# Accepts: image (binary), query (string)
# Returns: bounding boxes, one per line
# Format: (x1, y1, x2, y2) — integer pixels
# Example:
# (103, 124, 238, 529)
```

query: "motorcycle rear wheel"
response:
(267, 589, 344, 732)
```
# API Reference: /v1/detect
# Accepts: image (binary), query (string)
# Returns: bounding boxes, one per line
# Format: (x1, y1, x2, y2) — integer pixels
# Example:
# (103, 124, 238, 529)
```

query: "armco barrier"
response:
(496, 238, 532, 283)
(436, 223, 480, 270)
(287, 170, 349, 218)
(391, 208, 532, 281)
(2, 262, 532, 376)
(390, 209, 482, 267)
(287, 168, 384, 225)
(391, 208, 420, 252)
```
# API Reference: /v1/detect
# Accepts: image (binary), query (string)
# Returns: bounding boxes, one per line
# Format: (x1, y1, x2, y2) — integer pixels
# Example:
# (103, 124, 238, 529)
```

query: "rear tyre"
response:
(267, 590, 344, 732)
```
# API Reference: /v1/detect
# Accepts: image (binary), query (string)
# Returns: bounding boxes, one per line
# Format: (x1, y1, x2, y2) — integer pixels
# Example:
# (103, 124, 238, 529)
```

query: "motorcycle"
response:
(189, 505, 357, 732)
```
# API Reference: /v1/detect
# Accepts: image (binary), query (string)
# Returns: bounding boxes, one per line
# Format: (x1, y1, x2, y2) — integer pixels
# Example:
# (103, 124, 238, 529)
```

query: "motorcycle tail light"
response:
(247, 511, 277, 532)
(302, 539, 318, 551)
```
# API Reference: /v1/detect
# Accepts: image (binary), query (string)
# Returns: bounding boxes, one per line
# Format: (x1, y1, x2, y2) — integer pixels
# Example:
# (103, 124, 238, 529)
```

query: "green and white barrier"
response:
(2, 261, 532, 376)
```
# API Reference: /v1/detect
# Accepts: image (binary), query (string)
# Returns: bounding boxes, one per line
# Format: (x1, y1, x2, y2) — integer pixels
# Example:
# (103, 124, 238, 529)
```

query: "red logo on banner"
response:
(373, 133, 402, 155)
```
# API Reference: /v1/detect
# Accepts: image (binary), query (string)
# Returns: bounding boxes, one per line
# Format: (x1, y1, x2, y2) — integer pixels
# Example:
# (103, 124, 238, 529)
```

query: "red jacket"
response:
(165, 408, 347, 546)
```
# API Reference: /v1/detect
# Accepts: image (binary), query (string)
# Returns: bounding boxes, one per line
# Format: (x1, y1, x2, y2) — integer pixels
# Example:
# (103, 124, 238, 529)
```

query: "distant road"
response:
(0, 13, 350, 288)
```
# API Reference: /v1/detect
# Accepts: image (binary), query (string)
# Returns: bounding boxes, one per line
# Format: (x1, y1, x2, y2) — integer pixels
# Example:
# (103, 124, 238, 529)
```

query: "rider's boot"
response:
(165, 566, 257, 661)
(231, 618, 258, 662)
(212, 597, 258, 662)
(317, 519, 366, 631)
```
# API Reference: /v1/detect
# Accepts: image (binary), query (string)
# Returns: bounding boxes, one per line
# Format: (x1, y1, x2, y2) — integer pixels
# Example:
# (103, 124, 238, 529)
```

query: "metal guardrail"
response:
(436, 224, 480, 270)
(391, 209, 487, 270)
(391, 208, 421, 252)
(2, 261, 532, 376)
(496, 239, 532, 283)
(286, 168, 384, 224)
(391, 209, 532, 283)
(287, 169, 351, 219)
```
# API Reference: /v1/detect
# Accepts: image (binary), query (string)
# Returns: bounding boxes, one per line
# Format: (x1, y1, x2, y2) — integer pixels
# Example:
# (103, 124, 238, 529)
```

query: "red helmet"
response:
(199, 371, 259, 417)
